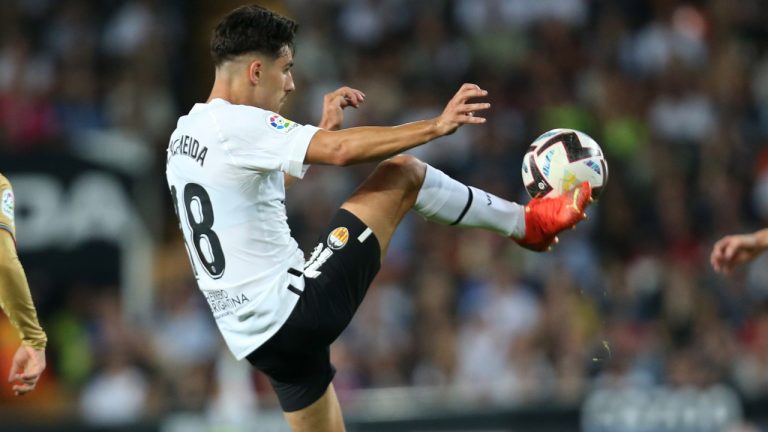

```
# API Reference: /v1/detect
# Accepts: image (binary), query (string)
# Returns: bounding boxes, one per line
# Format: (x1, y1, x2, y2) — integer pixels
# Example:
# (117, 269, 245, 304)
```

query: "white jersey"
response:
(165, 98, 319, 359)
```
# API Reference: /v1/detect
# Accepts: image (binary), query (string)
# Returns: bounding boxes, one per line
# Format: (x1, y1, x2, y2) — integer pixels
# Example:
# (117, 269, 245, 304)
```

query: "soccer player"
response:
(0, 174, 47, 396)
(710, 229, 768, 275)
(166, 5, 591, 431)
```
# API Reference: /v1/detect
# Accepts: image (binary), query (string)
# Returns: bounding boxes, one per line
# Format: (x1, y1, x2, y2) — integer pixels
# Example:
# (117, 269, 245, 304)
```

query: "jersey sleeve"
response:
(0, 176, 16, 239)
(0, 177, 45, 349)
(222, 106, 319, 179)
(0, 233, 46, 349)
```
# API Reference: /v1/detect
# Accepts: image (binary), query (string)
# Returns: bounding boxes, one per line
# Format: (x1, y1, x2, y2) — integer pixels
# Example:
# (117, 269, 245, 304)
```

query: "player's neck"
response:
(208, 76, 254, 107)
(208, 86, 242, 106)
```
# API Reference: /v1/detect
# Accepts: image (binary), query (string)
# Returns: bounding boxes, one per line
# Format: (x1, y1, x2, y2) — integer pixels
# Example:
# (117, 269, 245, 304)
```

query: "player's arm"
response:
(710, 228, 768, 275)
(284, 87, 365, 189)
(0, 231, 47, 395)
(305, 84, 489, 166)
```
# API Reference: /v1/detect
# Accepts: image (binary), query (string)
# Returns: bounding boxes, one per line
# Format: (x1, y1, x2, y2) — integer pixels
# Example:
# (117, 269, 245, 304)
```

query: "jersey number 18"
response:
(171, 183, 226, 279)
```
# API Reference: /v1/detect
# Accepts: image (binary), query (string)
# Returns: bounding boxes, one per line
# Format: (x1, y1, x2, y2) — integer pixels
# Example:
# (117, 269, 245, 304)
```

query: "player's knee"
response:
(378, 155, 426, 192)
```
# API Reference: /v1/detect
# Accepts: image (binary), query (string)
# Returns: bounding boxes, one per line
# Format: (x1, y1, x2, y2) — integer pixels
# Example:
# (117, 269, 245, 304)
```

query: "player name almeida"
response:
(167, 134, 209, 167)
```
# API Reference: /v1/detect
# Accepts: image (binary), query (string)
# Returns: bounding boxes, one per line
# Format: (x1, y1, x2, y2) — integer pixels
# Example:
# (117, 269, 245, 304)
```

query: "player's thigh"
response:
(283, 384, 345, 432)
(341, 154, 426, 256)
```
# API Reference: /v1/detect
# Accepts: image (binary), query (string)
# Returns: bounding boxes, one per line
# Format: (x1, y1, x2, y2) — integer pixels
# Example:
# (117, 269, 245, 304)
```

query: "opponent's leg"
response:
(283, 384, 345, 432)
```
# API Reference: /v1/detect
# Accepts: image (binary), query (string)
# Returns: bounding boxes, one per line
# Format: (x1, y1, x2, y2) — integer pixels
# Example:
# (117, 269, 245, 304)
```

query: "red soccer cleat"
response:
(514, 181, 592, 252)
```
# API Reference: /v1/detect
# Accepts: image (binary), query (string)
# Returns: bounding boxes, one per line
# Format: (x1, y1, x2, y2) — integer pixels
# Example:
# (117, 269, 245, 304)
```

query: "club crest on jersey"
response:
(327, 227, 349, 250)
(268, 114, 299, 133)
(2, 189, 13, 221)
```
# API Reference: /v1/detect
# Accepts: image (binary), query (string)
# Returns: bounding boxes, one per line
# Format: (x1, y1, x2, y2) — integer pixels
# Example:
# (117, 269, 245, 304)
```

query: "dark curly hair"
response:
(210, 5, 298, 66)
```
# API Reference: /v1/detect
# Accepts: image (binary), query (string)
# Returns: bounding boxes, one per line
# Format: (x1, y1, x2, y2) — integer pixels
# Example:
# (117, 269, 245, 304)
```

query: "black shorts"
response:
(246, 209, 381, 412)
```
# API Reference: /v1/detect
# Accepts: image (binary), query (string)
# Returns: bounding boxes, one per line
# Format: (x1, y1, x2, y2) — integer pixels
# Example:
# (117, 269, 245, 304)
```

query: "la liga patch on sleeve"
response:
(2, 189, 14, 221)
(267, 114, 299, 133)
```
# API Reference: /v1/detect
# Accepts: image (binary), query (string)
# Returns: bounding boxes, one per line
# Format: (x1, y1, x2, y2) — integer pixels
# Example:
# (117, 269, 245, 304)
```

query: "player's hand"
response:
(710, 231, 768, 275)
(434, 83, 490, 136)
(319, 86, 366, 131)
(8, 345, 45, 396)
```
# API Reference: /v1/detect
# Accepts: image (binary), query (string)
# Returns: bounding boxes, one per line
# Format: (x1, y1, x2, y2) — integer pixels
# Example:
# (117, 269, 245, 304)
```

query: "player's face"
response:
(254, 46, 295, 113)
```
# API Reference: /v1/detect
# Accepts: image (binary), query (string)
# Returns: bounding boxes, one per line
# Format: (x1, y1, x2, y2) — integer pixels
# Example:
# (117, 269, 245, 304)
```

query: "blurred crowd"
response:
(2, 0, 768, 429)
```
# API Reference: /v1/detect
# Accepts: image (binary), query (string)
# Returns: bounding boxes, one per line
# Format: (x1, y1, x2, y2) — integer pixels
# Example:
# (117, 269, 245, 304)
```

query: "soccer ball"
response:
(521, 128, 607, 199)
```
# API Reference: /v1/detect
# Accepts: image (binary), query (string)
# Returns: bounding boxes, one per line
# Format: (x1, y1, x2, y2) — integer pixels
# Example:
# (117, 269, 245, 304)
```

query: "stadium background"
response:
(1, 0, 768, 431)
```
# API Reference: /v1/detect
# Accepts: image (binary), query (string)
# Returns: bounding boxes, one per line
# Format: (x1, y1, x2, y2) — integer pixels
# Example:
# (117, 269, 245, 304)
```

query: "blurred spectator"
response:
(79, 347, 150, 426)
(0, 32, 58, 149)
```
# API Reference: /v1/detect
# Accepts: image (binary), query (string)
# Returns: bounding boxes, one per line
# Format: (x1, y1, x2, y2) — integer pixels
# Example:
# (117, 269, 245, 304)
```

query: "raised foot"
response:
(514, 182, 592, 252)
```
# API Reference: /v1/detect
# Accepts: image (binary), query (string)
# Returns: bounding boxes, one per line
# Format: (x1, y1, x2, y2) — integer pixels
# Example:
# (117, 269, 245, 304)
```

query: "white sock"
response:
(414, 165, 525, 238)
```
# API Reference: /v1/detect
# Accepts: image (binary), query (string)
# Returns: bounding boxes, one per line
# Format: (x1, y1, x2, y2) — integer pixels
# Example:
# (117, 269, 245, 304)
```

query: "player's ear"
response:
(247, 59, 262, 86)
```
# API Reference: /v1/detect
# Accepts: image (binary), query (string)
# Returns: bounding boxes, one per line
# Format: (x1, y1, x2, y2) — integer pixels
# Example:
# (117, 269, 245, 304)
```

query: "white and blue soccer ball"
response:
(521, 128, 608, 199)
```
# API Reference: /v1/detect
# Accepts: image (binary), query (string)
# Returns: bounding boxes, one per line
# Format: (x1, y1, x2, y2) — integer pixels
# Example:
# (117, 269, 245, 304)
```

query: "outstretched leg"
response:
(342, 154, 591, 257)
